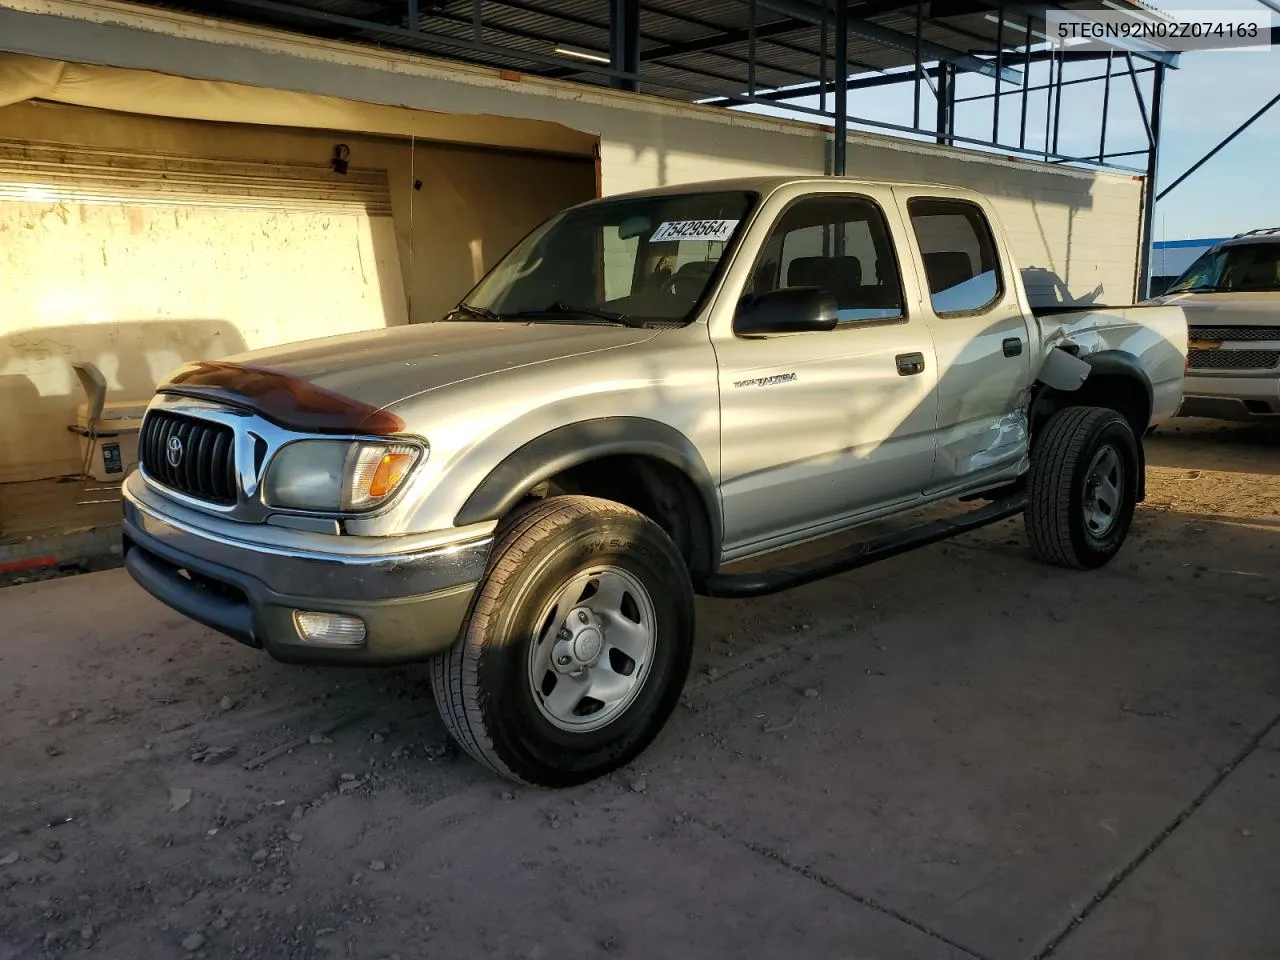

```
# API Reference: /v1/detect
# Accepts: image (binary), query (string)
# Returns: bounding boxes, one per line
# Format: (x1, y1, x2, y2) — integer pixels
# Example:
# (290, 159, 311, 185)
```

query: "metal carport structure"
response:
(94, 0, 1187, 287)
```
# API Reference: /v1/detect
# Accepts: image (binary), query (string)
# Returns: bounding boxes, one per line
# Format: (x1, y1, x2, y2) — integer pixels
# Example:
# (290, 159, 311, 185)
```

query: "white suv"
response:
(1149, 229, 1280, 422)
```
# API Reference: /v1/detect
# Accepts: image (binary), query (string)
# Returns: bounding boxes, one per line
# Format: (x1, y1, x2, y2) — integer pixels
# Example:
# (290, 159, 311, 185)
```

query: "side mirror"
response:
(734, 287, 839, 336)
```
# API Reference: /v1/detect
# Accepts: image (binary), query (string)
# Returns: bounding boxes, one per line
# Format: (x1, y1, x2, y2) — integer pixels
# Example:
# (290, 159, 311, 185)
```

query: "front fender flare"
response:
(1080, 350, 1155, 413)
(453, 417, 722, 547)
(1036, 347, 1155, 409)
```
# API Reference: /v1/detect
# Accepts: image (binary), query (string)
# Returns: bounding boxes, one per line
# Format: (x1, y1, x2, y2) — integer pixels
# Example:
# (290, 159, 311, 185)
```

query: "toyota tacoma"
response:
(122, 177, 1188, 786)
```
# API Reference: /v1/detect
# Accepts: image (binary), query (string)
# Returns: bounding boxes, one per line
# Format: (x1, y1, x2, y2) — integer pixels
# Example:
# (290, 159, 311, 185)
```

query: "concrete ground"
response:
(1, 418, 1277, 960)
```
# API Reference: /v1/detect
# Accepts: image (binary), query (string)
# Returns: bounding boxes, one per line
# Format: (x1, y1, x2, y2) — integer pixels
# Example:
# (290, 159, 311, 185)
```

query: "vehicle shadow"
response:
(1021, 266, 1104, 307)
(1148, 417, 1280, 476)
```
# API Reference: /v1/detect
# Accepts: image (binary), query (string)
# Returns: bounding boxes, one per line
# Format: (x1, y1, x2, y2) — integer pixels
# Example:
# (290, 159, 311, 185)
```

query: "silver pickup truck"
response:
(122, 177, 1187, 786)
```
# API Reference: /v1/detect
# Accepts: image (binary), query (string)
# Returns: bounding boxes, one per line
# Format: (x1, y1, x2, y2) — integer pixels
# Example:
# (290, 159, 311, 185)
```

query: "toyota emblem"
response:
(166, 435, 184, 468)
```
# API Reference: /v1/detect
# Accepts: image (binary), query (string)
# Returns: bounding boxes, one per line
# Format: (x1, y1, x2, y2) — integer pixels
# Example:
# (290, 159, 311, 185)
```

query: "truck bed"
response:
(1030, 302, 1163, 317)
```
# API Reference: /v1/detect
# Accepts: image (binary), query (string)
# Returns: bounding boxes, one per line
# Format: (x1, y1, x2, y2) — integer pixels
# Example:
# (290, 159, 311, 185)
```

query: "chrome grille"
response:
(140, 410, 237, 505)
(1188, 326, 1280, 343)
(1187, 349, 1280, 371)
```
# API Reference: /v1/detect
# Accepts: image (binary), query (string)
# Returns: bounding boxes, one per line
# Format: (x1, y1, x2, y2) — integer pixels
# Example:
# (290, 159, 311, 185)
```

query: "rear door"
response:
(712, 188, 940, 556)
(895, 190, 1034, 492)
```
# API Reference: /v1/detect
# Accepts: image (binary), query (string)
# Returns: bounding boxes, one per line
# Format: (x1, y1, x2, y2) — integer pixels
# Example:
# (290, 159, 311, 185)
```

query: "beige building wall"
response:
(0, 100, 593, 480)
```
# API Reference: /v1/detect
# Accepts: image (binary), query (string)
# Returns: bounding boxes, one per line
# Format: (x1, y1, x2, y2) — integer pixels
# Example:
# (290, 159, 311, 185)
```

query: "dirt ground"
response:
(1, 418, 1277, 960)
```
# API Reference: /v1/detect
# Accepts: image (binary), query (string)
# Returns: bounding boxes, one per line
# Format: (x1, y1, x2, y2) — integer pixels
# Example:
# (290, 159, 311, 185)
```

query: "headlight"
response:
(264, 440, 424, 512)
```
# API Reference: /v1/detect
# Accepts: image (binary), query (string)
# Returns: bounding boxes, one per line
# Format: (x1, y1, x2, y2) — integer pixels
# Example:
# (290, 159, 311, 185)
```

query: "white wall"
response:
(600, 124, 1143, 306)
(829, 138, 1144, 306)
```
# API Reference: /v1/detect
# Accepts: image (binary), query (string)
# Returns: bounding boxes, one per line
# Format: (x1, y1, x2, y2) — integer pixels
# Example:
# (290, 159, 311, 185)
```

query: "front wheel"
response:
(1025, 406, 1140, 569)
(429, 496, 694, 786)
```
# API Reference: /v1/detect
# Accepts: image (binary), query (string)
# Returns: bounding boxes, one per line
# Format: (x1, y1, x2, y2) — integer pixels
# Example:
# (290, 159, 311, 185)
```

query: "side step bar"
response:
(701, 493, 1028, 599)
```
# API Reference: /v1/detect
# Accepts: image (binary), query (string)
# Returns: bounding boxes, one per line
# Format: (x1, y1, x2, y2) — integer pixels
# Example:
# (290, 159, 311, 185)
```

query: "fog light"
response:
(292, 611, 367, 647)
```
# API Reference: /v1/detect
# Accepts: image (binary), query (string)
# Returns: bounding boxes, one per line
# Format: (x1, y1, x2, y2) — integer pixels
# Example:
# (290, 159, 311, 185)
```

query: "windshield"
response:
(458, 190, 758, 326)
(1166, 242, 1280, 294)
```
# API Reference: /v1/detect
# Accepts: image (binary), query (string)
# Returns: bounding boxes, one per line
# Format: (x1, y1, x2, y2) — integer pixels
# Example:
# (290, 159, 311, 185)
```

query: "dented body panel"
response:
(1033, 305, 1188, 425)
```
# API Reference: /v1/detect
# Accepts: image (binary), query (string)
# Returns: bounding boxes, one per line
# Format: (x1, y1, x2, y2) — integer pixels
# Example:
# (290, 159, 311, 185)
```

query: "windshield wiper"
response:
(449, 303, 505, 322)
(503, 301, 647, 328)
(1178, 284, 1232, 293)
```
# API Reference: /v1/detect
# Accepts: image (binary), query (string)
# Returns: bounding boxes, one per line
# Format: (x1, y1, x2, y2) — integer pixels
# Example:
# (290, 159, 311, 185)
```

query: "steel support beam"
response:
(756, 0, 1023, 83)
(1051, 44, 1063, 155)
(819, 2, 829, 112)
(992, 5, 1003, 143)
(710, 46, 1116, 108)
(834, 0, 849, 175)
(956, 64, 1149, 104)
(1042, 44, 1054, 160)
(1138, 64, 1164, 299)
(1098, 51, 1113, 162)
(610, 0, 640, 91)
(1124, 53, 1154, 146)
(913, 0, 923, 129)
(546, 7, 869, 85)
(639, 0, 883, 72)
(1157, 90, 1280, 201)
(936, 61, 956, 145)
(608, 17, 803, 65)
(1019, 13, 1031, 149)
(701, 65, 946, 107)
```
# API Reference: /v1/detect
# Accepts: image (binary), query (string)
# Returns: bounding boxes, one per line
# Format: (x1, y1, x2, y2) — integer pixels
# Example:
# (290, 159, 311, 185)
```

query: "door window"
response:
(907, 198, 1003, 316)
(746, 195, 905, 324)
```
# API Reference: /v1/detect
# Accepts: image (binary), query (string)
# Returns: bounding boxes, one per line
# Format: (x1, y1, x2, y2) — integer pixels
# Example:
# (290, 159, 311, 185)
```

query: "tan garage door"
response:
(0, 139, 406, 481)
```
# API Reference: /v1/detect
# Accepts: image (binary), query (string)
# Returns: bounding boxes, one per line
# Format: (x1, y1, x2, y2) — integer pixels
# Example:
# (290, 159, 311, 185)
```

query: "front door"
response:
(713, 191, 940, 557)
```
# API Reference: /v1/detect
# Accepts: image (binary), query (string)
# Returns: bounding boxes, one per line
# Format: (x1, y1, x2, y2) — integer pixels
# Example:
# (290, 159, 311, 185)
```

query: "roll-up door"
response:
(0, 138, 406, 481)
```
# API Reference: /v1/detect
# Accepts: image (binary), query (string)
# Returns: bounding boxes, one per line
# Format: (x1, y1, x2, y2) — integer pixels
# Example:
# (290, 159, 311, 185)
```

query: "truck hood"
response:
(1146, 292, 1280, 325)
(158, 321, 660, 434)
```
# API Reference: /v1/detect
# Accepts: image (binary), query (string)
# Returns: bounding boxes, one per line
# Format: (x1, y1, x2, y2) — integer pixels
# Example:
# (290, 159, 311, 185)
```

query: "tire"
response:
(1024, 406, 1140, 570)
(429, 495, 695, 787)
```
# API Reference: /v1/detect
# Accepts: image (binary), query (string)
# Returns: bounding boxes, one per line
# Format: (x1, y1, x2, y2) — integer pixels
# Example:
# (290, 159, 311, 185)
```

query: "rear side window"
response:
(907, 198, 1003, 316)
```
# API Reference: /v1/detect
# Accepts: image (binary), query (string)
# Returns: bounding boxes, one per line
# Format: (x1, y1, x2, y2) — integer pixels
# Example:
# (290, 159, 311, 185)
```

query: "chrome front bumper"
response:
(121, 472, 492, 664)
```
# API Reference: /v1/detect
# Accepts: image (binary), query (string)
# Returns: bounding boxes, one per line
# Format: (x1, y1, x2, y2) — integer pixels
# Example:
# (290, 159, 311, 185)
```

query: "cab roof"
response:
(1220, 227, 1280, 247)
(596, 175, 974, 203)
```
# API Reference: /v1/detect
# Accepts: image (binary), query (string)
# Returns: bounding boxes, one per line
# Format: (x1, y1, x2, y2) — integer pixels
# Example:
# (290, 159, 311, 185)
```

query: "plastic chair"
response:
(70, 361, 108, 481)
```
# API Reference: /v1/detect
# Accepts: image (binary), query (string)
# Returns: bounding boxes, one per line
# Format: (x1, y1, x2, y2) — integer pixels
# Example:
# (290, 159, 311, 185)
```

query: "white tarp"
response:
(0, 53, 597, 156)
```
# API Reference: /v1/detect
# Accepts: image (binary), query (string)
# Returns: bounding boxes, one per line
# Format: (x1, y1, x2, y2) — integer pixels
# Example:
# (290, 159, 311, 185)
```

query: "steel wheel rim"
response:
(1083, 443, 1124, 538)
(526, 565, 658, 733)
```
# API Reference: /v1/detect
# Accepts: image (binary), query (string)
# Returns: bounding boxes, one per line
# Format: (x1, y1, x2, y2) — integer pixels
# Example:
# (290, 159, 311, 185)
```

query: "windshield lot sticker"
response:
(651, 220, 739, 243)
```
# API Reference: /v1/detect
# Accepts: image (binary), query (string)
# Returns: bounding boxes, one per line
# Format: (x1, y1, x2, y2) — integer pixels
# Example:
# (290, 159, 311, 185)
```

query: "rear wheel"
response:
(1025, 406, 1139, 569)
(429, 496, 694, 786)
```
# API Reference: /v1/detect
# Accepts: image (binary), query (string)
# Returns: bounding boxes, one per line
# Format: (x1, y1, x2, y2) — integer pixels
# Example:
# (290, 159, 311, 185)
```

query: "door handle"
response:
(895, 352, 926, 376)
(1002, 337, 1024, 358)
